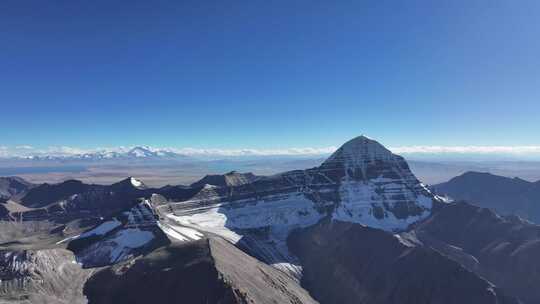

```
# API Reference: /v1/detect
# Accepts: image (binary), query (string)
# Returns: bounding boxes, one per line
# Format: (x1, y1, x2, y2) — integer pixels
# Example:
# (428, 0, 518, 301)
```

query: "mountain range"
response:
(9, 146, 188, 161)
(0, 136, 537, 303)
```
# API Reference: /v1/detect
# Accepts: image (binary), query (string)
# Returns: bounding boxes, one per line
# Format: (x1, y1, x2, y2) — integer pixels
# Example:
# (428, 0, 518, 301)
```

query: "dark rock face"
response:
(83, 240, 236, 304)
(0, 176, 33, 200)
(433, 171, 540, 222)
(10, 178, 153, 224)
(191, 171, 259, 188)
(0, 201, 9, 217)
(415, 201, 540, 304)
(288, 220, 518, 304)
(84, 238, 317, 304)
(320, 136, 417, 182)
(8, 177, 202, 224)
(156, 184, 202, 201)
(0, 178, 203, 253)
(21, 180, 90, 208)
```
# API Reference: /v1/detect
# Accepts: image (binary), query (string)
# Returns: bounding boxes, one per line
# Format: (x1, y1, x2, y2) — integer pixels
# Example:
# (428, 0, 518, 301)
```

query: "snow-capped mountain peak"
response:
(127, 146, 156, 158)
(14, 146, 188, 161)
(322, 135, 395, 169)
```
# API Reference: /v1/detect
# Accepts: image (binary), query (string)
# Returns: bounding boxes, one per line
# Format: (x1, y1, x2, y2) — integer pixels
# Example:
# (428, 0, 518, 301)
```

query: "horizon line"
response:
(2, 144, 540, 158)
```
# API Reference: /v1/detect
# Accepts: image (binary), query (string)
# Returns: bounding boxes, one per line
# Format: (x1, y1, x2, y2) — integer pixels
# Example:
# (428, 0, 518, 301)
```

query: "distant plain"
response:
(1, 157, 539, 187)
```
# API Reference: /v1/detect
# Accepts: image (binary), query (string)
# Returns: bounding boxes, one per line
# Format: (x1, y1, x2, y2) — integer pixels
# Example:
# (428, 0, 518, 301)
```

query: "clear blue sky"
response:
(1, 0, 539, 150)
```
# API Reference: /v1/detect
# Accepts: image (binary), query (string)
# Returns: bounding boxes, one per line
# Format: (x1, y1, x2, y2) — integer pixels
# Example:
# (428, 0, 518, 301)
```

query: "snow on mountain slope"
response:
(166, 192, 323, 235)
(64, 136, 442, 277)
(78, 219, 122, 238)
(16, 146, 188, 161)
(323, 136, 438, 228)
(142, 136, 443, 277)
(156, 190, 324, 277)
(127, 147, 155, 158)
(332, 179, 433, 230)
(68, 202, 169, 267)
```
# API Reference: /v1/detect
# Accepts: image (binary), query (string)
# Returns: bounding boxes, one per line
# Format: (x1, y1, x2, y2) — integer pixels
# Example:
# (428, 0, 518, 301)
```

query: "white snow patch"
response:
(55, 234, 81, 245)
(272, 262, 304, 280)
(393, 234, 415, 247)
(166, 193, 322, 235)
(166, 210, 241, 243)
(79, 219, 122, 238)
(160, 190, 324, 279)
(162, 192, 324, 280)
(130, 177, 143, 188)
(108, 228, 155, 262)
(157, 222, 203, 242)
(75, 228, 156, 266)
(174, 226, 203, 240)
(332, 181, 432, 231)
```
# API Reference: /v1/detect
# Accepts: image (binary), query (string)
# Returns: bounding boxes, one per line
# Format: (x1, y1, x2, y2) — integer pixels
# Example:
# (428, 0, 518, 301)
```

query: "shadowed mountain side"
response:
(414, 201, 540, 303)
(191, 171, 259, 188)
(287, 220, 519, 304)
(0, 177, 33, 200)
(83, 238, 318, 304)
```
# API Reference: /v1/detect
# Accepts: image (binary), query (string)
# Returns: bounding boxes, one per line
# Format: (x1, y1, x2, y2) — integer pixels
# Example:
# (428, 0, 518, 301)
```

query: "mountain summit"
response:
(323, 135, 395, 168)
(127, 146, 157, 158)
(321, 135, 417, 183)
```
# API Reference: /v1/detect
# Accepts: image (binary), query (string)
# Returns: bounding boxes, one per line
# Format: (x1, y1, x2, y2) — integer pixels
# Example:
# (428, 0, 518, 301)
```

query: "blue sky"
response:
(1, 0, 539, 152)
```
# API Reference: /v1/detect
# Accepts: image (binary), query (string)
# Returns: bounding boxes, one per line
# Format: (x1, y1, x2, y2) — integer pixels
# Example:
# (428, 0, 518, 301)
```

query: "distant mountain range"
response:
(11, 146, 189, 161)
(1, 136, 538, 303)
(433, 171, 540, 222)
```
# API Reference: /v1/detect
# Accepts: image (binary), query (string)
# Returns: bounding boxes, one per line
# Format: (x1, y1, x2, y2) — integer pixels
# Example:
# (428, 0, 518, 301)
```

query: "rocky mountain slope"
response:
(67, 200, 170, 268)
(0, 177, 33, 200)
(288, 220, 518, 304)
(0, 248, 95, 304)
(0, 177, 201, 251)
(433, 171, 540, 222)
(414, 201, 540, 303)
(190, 171, 259, 188)
(0, 136, 532, 303)
(84, 238, 317, 304)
